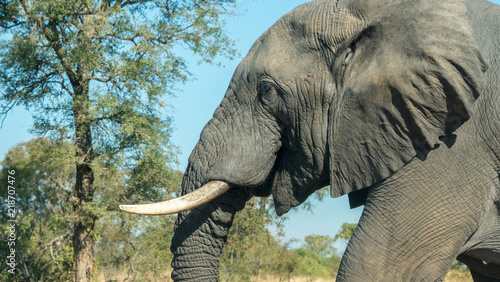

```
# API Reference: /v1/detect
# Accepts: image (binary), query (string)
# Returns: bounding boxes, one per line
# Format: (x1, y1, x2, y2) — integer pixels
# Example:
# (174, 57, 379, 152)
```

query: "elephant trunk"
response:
(168, 80, 281, 280)
(170, 162, 252, 281)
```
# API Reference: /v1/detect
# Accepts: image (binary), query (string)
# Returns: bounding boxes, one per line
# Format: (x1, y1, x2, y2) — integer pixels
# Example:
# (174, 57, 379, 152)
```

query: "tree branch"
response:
(0, 99, 18, 128)
(120, 0, 151, 8)
(49, 176, 68, 191)
(19, 0, 79, 90)
(38, 232, 72, 273)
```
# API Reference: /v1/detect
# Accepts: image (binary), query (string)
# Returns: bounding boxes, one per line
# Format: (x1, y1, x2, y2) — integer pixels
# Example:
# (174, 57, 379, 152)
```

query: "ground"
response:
(96, 268, 472, 281)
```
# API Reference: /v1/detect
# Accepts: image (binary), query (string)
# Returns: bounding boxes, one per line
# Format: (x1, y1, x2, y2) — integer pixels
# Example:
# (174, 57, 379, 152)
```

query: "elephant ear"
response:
(328, 0, 487, 199)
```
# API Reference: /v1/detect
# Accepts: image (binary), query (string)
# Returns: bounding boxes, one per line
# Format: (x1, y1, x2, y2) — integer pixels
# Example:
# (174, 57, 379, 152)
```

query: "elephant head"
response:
(121, 0, 488, 280)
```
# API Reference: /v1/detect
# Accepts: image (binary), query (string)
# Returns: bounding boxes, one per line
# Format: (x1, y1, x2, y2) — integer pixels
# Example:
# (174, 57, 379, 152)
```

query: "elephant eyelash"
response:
(258, 78, 288, 98)
(259, 82, 276, 98)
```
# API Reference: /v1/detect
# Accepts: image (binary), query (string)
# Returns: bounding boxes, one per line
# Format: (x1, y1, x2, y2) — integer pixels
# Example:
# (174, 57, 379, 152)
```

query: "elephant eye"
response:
(258, 80, 284, 113)
(260, 82, 277, 98)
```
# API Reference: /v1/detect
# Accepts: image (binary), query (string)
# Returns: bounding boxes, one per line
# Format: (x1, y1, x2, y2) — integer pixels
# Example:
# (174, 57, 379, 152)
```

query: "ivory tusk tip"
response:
(118, 203, 174, 216)
(118, 181, 232, 216)
(119, 204, 138, 214)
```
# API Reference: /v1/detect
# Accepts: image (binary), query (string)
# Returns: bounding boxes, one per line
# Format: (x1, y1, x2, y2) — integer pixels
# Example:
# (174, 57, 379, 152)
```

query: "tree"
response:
(0, 139, 75, 281)
(95, 198, 181, 280)
(0, 139, 183, 281)
(334, 222, 357, 241)
(292, 247, 339, 279)
(0, 0, 237, 280)
(304, 235, 337, 258)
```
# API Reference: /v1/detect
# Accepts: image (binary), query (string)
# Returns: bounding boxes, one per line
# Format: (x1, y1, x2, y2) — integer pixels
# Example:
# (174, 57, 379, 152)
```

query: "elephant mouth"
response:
(118, 134, 307, 216)
(119, 181, 233, 215)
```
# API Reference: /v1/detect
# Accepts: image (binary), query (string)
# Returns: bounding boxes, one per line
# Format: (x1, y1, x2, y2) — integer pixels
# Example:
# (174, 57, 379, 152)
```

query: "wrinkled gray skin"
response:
(170, 0, 500, 281)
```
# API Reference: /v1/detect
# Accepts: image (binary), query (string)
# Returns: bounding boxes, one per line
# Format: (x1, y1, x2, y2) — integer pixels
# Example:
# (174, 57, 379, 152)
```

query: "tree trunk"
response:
(72, 82, 95, 282)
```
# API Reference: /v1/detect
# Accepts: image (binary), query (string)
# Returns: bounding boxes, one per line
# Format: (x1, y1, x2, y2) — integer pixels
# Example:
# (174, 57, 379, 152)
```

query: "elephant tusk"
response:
(119, 181, 232, 216)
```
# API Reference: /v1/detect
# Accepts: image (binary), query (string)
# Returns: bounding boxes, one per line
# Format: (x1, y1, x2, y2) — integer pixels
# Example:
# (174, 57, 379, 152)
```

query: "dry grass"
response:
(251, 269, 472, 282)
(96, 269, 472, 282)
(253, 278, 335, 282)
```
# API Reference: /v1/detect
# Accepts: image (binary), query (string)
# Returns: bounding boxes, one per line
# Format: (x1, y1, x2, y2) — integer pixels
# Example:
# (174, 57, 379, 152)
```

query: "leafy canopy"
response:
(0, 139, 75, 281)
(0, 0, 237, 158)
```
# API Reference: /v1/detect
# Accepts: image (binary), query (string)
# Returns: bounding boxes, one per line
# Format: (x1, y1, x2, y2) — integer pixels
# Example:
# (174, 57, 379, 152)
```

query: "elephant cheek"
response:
(200, 119, 282, 187)
(207, 145, 280, 187)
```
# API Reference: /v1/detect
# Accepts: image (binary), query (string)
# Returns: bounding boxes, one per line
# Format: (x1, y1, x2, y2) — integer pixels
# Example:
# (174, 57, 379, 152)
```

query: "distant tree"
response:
(95, 194, 182, 280)
(0, 0, 237, 280)
(334, 223, 357, 241)
(304, 234, 337, 258)
(292, 248, 334, 278)
(0, 139, 75, 281)
(273, 241, 300, 281)
(220, 197, 286, 281)
(293, 234, 341, 279)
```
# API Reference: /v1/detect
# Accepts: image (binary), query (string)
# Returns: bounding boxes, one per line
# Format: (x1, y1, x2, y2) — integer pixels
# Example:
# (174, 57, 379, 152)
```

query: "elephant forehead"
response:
(254, 34, 295, 70)
(232, 0, 363, 84)
(232, 37, 314, 89)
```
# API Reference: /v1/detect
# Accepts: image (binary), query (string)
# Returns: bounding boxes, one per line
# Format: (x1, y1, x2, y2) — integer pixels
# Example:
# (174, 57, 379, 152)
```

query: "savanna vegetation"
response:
(0, 140, 470, 281)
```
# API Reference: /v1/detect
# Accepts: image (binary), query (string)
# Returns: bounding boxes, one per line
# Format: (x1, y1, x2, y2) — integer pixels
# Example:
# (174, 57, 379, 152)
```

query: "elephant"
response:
(120, 0, 500, 280)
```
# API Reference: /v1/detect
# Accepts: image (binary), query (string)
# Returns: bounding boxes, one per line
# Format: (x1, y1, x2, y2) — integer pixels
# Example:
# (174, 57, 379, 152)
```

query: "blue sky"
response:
(1, 0, 499, 250)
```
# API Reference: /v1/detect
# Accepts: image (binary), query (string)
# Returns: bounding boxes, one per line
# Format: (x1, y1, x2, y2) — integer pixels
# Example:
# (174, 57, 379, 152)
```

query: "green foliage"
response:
(0, 139, 183, 280)
(0, 0, 238, 162)
(304, 234, 337, 258)
(94, 157, 182, 280)
(0, 139, 75, 281)
(289, 234, 341, 279)
(292, 247, 340, 279)
(0, 0, 238, 278)
(334, 222, 357, 241)
(95, 214, 178, 281)
(220, 197, 286, 281)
